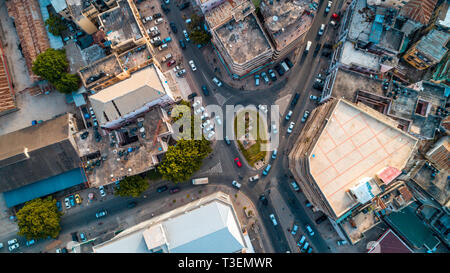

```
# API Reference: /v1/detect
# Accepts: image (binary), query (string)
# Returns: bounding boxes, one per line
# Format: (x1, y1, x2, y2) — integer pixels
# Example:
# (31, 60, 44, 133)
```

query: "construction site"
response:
(74, 106, 173, 187)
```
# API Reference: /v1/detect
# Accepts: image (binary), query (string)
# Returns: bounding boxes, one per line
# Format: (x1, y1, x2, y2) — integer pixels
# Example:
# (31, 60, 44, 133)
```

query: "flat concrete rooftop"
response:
(308, 100, 417, 217)
(79, 54, 123, 86)
(260, 0, 314, 49)
(331, 68, 384, 101)
(214, 14, 272, 64)
(118, 44, 152, 71)
(99, 0, 142, 47)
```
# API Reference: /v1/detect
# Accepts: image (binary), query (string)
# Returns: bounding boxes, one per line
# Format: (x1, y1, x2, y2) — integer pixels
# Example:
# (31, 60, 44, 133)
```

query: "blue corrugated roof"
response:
(3, 168, 85, 208)
(38, 0, 64, 49)
(73, 92, 86, 107)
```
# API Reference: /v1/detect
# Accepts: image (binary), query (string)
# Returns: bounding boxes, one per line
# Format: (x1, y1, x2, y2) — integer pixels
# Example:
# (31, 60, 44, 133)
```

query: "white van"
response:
(192, 177, 209, 185)
(280, 61, 289, 73)
(155, 18, 164, 25)
(304, 41, 312, 55)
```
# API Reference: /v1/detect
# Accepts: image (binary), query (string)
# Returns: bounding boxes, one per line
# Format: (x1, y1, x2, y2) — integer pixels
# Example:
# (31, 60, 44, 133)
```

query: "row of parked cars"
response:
(253, 57, 293, 86)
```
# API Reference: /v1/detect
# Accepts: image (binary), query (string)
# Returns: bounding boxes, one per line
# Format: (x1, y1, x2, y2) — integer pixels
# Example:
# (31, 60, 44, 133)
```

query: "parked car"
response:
(170, 187, 180, 194)
(324, 1, 332, 15)
(162, 37, 172, 44)
(74, 194, 82, 204)
(337, 240, 348, 246)
(224, 136, 231, 145)
(249, 175, 259, 182)
(269, 214, 278, 226)
(274, 64, 284, 76)
(150, 36, 161, 44)
(317, 24, 325, 36)
(127, 201, 137, 208)
(310, 95, 319, 101)
(167, 59, 176, 67)
(313, 43, 321, 57)
(96, 209, 107, 218)
(287, 121, 295, 133)
(170, 22, 177, 33)
(315, 214, 328, 224)
(291, 181, 300, 192)
(268, 69, 277, 81)
(8, 239, 17, 246)
(302, 242, 310, 252)
(262, 164, 272, 176)
(258, 104, 268, 114)
(201, 85, 209, 96)
(179, 1, 190, 10)
(291, 224, 299, 236)
(260, 194, 268, 206)
(261, 72, 269, 84)
(231, 180, 242, 189)
(157, 185, 168, 193)
(61, 247, 68, 253)
(69, 195, 75, 207)
(56, 201, 62, 211)
(271, 122, 278, 134)
(188, 60, 197, 71)
(212, 77, 223, 87)
(188, 92, 198, 100)
(64, 197, 71, 209)
(158, 43, 168, 51)
(284, 57, 293, 68)
(183, 29, 190, 42)
(301, 110, 310, 123)
(56, 248, 61, 253)
(179, 39, 186, 49)
(234, 157, 242, 167)
(297, 235, 306, 247)
(254, 74, 260, 86)
(291, 93, 300, 106)
(99, 186, 106, 197)
(79, 233, 87, 242)
(271, 149, 277, 159)
(8, 243, 19, 252)
(305, 225, 315, 236)
(153, 13, 162, 19)
(215, 115, 222, 125)
(285, 110, 293, 120)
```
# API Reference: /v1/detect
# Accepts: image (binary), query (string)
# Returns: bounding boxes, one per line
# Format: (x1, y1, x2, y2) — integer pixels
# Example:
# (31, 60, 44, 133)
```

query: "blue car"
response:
(79, 232, 87, 242)
(201, 85, 209, 96)
(179, 39, 186, 49)
(271, 149, 277, 159)
(56, 201, 62, 212)
(162, 37, 172, 43)
(69, 195, 75, 207)
(262, 164, 272, 176)
(26, 239, 35, 246)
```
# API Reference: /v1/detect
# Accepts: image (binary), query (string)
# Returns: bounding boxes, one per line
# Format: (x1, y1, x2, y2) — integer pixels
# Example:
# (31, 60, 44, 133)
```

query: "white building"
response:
(93, 191, 254, 253)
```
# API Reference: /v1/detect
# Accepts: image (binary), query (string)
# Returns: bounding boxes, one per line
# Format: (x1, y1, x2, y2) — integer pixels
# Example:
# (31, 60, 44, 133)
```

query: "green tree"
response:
(32, 48, 68, 83)
(187, 14, 203, 32)
(53, 72, 80, 94)
(45, 14, 67, 36)
(190, 30, 211, 45)
(158, 139, 212, 182)
(17, 197, 62, 240)
(114, 175, 149, 197)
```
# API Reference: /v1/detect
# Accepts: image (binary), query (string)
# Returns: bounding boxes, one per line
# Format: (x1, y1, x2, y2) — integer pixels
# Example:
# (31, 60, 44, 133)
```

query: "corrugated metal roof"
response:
(400, 0, 439, 25)
(417, 29, 450, 61)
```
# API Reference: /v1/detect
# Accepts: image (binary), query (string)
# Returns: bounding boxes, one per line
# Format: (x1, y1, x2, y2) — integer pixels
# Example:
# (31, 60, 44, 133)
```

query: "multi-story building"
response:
(205, 0, 274, 77)
(403, 29, 450, 70)
(259, 0, 315, 60)
(93, 191, 255, 253)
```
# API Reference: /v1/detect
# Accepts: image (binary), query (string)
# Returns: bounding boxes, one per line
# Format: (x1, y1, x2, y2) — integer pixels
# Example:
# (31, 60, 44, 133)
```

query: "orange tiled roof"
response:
(0, 41, 16, 114)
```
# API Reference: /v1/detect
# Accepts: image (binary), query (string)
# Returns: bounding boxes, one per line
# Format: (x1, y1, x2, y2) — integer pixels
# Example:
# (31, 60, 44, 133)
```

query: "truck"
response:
(161, 53, 172, 62)
(304, 41, 312, 55)
(192, 177, 209, 185)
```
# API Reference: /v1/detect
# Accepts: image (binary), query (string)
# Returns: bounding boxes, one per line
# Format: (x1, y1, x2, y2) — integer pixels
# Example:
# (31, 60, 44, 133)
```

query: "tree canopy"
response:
(45, 14, 67, 36)
(157, 139, 212, 182)
(17, 197, 62, 240)
(114, 175, 149, 197)
(187, 14, 211, 45)
(32, 48, 80, 94)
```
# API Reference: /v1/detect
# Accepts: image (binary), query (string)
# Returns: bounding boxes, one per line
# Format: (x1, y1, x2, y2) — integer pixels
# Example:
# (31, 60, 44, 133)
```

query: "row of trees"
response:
(32, 48, 80, 94)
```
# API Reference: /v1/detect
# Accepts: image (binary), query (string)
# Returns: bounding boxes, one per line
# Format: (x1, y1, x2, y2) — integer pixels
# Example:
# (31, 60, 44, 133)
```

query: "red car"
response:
(167, 59, 176, 67)
(234, 157, 242, 167)
(169, 187, 180, 194)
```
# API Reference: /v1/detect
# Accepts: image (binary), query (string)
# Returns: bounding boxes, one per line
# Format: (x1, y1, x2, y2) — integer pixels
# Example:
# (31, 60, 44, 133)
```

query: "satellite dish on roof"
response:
(273, 16, 278, 21)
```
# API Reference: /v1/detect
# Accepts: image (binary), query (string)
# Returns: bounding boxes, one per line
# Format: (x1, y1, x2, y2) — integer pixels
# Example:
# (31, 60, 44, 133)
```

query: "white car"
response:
(64, 197, 71, 209)
(215, 115, 222, 125)
(99, 186, 106, 197)
(206, 130, 215, 140)
(269, 214, 278, 226)
(8, 239, 17, 246)
(150, 36, 161, 44)
(188, 60, 197, 71)
(201, 119, 211, 129)
(285, 110, 293, 121)
(145, 16, 153, 22)
(183, 30, 190, 42)
(212, 77, 223, 87)
(249, 175, 259, 182)
(271, 122, 278, 134)
(231, 180, 242, 189)
(149, 26, 159, 32)
(258, 104, 268, 114)
(8, 243, 19, 252)
(201, 112, 209, 120)
(192, 100, 201, 108)
(287, 122, 295, 133)
(194, 106, 205, 115)
(205, 123, 214, 132)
